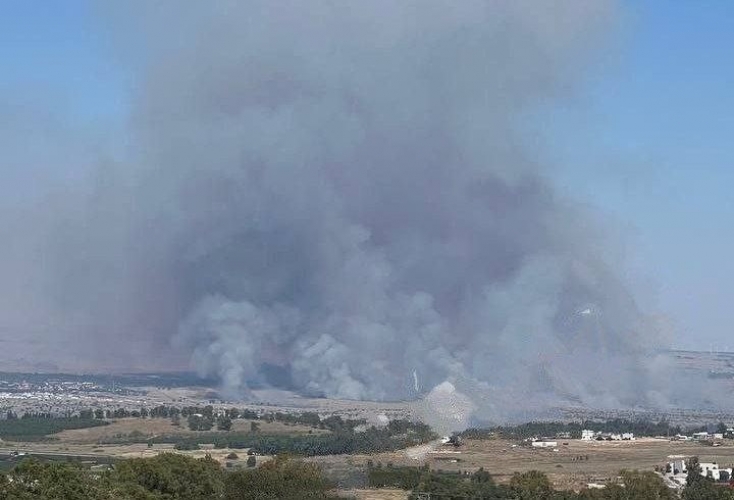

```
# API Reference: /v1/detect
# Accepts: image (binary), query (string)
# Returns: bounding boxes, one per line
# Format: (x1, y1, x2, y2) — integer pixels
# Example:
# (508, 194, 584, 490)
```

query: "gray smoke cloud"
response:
(1, 0, 674, 420)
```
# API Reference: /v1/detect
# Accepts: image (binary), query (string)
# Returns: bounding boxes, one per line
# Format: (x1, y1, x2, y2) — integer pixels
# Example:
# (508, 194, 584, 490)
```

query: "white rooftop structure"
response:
(581, 429, 595, 441)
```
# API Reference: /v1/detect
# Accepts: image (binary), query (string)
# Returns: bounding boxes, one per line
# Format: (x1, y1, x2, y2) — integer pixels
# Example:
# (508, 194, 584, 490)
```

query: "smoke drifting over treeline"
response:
(1, 1, 673, 420)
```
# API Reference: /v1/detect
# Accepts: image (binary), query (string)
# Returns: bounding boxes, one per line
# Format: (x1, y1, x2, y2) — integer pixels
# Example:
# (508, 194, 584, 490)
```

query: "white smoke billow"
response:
(0, 0, 674, 422)
(416, 382, 477, 436)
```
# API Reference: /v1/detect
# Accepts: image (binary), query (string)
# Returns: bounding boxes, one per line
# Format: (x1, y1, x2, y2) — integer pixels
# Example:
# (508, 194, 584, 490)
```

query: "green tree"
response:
(6, 459, 106, 500)
(680, 456, 731, 500)
(686, 457, 703, 487)
(217, 415, 233, 431)
(188, 414, 214, 431)
(510, 470, 554, 500)
(114, 453, 224, 500)
(619, 469, 676, 500)
(224, 456, 338, 499)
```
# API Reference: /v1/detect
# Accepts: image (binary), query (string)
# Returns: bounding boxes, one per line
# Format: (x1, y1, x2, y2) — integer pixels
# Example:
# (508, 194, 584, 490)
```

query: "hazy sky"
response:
(548, 1, 734, 350)
(2, 0, 732, 352)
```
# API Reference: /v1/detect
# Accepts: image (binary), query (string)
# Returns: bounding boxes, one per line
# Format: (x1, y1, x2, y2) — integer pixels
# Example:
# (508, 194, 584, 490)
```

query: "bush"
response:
(174, 441, 201, 450)
(225, 456, 339, 499)
(115, 453, 223, 499)
(217, 415, 233, 431)
(188, 414, 214, 431)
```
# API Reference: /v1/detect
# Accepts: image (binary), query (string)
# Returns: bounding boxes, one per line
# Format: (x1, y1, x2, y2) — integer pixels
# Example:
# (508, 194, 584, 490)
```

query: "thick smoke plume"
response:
(1, 1, 672, 421)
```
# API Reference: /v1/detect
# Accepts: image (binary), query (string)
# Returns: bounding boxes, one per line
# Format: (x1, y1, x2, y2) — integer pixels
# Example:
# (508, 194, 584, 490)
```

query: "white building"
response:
(699, 462, 728, 481)
(622, 432, 635, 440)
(678, 461, 733, 481)
(531, 440, 557, 448)
(669, 459, 687, 475)
(581, 430, 595, 441)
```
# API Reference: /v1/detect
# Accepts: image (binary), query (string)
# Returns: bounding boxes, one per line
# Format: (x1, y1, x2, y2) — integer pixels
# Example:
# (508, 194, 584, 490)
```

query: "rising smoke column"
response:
(0, 0, 670, 419)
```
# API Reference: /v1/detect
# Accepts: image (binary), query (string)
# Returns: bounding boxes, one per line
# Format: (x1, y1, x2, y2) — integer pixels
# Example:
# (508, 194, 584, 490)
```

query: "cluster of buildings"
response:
(671, 431, 726, 442)
(581, 429, 635, 441)
(0, 379, 101, 394)
(665, 458, 733, 486)
(0, 376, 192, 419)
(528, 429, 636, 449)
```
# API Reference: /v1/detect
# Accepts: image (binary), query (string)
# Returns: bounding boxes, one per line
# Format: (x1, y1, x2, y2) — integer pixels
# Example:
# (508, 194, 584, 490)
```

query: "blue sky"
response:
(0, 0, 127, 123)
(549, 1, 734, 349)
(0, 1, 127, 203)
(1, 1, 732, 349)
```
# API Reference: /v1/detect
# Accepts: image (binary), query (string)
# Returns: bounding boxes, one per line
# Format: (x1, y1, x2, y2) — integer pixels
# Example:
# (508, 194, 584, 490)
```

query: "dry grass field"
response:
(55, 418, 185, 443)
(7, 405, 734, 495)
(0, 416, 322, 468)
(52, 417, 323, 444)
(339, 488, 408, 500)
(229, 418, 328, 435)
(17, 424, 734, 494)
(314, 437, 734, 491)
(9, 417, 734, 494)
(0, 439, 273, 468)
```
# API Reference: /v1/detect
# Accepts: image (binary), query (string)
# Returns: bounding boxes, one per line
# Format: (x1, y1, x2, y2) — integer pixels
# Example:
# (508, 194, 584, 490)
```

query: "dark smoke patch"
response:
(0, 0, 674, 420)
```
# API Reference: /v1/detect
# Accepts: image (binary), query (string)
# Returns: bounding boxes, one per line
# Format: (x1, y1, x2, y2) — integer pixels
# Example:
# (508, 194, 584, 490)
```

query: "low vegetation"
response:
(461, 418, 686, 440)
(366, 455, 734, 499)
(0, 414, 107, 441)
(368, 463, 734, 499)
(2, 455, 732, 500)
(100, 418, 435, 456)
(2, 435, 734, 498)
(0, 453, 340, 499)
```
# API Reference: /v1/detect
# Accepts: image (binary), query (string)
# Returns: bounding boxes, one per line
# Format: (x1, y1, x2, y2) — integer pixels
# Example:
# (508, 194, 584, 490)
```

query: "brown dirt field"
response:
(21, 420, 734, 493)
(6, 417, 319, 469)
(339, 488, 408, 499)
(322, 438, 734, 491)
(229, 418, 328, 435)
(56, 418, 184, 443)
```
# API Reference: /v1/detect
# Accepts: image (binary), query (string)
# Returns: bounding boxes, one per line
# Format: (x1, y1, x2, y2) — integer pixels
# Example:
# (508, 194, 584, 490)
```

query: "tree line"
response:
(0, 405, 401, 443)
(99, 418, 435, 457)
(461, 418, 689, 440)
(0, 453, 340, 499)
(370, 459, 734, 499)
(0, 414, 107, 441)
(3, 450, 733, 499)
